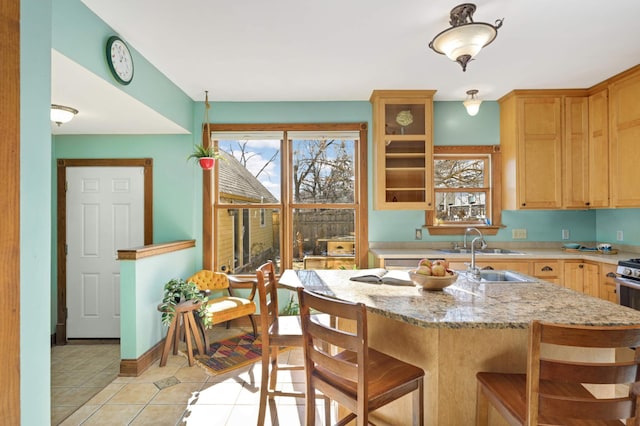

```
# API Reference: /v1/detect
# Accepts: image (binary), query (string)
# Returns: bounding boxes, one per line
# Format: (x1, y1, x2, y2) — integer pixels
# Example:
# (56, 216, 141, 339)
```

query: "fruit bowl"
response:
(409, 270, 458, 291)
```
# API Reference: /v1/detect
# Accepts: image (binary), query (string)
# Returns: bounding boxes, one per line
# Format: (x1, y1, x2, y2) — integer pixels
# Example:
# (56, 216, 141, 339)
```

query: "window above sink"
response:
(425, 146, 504, 236)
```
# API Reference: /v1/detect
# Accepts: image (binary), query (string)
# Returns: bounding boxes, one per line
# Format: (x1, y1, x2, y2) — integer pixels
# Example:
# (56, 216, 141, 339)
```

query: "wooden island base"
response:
(362, 313, 527, 426)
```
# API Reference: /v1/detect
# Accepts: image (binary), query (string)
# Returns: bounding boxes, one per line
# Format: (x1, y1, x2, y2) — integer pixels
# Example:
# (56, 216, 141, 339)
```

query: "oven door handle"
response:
(616, 277, 640, 291)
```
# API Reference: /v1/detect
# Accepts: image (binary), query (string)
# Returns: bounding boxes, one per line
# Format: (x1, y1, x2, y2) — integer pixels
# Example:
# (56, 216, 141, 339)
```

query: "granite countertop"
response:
(369, 247, 632, 265)
(279, 269, 640, 330)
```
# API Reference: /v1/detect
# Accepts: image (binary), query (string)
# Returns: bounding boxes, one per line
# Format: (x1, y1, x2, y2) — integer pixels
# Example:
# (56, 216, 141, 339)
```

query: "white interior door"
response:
(66, 167, 144, 338)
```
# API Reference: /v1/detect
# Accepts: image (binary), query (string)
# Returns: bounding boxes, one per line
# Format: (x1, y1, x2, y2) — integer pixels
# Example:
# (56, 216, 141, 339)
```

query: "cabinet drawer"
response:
(602, 263, 618, 285)
(533, 261, 559, 278)
(476, 261, 529, 273)
(447, 260, 529, 274)
(326, 258, 355, 270)
(327, 241, 354, 256)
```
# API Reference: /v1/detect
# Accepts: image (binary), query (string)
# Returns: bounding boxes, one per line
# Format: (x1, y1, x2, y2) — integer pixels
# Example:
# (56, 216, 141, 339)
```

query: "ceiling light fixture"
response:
(50, 104, 78, 126)
(463, 89, 482, 116)
(428, 3, 503, 72)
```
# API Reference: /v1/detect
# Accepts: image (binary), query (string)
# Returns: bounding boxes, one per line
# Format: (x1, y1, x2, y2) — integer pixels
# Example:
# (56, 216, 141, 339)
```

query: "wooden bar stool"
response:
(297, 287, 425, 426)
(476, 320, 640, 425)
(256, 261, 331, 426)
(158, 300, 205, 367)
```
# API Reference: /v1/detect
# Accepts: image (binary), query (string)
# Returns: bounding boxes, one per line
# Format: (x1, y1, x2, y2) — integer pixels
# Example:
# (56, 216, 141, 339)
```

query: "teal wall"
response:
(596, 209, 640, 245)
(22, 0, 53, 424)
(120, 248, 197, 359)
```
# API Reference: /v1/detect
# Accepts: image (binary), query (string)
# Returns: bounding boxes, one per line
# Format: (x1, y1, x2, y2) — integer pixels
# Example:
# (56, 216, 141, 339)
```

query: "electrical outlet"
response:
(561, 229, 569, 240)
(617, 230, 624, 241)
(415, 228, 422, 240)
(512, 228, 527, 239)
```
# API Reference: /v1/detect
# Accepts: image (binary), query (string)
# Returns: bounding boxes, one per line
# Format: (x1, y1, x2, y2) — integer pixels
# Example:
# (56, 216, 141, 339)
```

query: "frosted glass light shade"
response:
(51, 104, 78, 126)
(431, 24, 498, 61)
(463, 89, 482, 116)
(428, 3, 503, 72)
(463, 98, 482, 116)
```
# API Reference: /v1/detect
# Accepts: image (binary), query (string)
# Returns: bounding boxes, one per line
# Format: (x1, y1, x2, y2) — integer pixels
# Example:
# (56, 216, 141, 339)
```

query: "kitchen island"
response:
(279, 269, 640, 426)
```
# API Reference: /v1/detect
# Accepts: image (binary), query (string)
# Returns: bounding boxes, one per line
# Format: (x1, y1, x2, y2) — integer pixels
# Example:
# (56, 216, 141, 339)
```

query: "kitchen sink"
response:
(437, 248, 524, 255)
(468, 270, 536, 283)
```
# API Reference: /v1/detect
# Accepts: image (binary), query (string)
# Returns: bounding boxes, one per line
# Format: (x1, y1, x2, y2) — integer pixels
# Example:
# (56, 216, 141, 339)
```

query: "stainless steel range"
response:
(616, 259, 640, 310)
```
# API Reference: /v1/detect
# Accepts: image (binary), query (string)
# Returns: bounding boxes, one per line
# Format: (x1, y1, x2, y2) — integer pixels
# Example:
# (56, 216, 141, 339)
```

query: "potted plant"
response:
(159, 278, 212, 328)
(187, 144, 223, 170)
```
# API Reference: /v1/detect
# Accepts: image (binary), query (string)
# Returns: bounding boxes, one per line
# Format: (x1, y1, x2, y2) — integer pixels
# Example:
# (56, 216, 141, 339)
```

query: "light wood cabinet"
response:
(599, 263, 618, 303)
(532, 260, 560, 284)
(563, 261, 599, 297)
(609, 69, 640, 207)
(587, 88, 610, 207)
(563, 96, 590, 208)
(562, 92, 610, 209)
(500, 93, 564, 209)
(370, 90, 435, 210)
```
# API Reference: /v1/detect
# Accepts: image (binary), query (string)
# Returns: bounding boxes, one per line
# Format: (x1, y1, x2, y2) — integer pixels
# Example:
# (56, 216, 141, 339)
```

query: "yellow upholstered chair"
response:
(186, 270, 257, 351)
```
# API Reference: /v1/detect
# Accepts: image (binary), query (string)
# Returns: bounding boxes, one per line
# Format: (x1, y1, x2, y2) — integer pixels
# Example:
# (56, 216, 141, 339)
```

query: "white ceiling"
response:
(51, 50, 189, 135)
(53, 0, 640, 134)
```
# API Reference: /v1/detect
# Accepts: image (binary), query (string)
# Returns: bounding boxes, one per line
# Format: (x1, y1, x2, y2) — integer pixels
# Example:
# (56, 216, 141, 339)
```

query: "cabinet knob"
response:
(521, 203, 526, 207)
(585, 202, 590, 206)
(482, 266, 494, 270)
(579, 264, 584, 269)
(542, 266, 553, 271)
(606, 272, 617, 278)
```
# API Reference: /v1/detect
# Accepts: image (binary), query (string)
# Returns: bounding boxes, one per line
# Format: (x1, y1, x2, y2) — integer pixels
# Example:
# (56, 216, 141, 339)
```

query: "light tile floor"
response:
(52, 325, 331, 426)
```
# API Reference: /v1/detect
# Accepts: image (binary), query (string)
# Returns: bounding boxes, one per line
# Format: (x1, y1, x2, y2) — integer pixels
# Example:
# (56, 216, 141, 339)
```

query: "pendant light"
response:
(429, 3, 503, 72)
(463, 90, 482, 116)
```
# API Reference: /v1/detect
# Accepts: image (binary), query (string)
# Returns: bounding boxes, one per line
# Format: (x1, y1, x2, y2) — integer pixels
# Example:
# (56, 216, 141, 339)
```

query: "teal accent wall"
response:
(21, 0, 52, 424)
(120, 248, 197, 359)
(52, 0, 193, 131)
(203, 101, 371, 124)
(596, 209, 640, 246)
(434, 101, 500, 146)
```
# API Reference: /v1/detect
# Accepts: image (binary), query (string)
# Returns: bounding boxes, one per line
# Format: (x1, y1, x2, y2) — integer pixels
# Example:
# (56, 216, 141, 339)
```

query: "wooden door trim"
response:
(2, 0, 20, 422)
(55, 158, 153, 344)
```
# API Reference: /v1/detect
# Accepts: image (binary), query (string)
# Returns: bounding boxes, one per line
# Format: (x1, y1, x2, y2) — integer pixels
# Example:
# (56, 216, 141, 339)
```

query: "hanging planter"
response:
(187, 144, 222, 170)
(198, 157, 216, 170)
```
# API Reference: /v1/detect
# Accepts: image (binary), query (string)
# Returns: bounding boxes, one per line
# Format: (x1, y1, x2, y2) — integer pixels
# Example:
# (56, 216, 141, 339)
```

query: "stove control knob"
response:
(635, 270, 640, 279)
(624, 268, 633, 276)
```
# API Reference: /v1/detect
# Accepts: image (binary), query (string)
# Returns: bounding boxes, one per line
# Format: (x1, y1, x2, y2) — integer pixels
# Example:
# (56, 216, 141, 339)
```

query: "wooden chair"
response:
(186, 270, 257, 352)
(256, 260, 330, 426)
(297, 287, 425, 426)
(476, 320, 640, 425)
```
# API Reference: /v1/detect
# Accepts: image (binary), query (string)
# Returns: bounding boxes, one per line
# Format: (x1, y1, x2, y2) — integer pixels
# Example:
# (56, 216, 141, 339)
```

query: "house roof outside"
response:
(218, 150, 278, 204)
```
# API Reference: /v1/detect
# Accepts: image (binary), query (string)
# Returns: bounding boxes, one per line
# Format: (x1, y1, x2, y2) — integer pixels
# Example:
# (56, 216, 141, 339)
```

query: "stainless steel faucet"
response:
(464, 227, 487, 280)
(463, 227, 484, 249)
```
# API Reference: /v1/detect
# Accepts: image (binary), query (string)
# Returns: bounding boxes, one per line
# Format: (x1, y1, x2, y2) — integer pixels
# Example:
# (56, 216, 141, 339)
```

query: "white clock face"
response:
(108, 38, 134, 84)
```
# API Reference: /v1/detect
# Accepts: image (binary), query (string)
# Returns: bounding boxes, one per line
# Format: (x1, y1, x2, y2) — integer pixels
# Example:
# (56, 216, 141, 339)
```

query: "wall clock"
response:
(106, 35, 134, 85)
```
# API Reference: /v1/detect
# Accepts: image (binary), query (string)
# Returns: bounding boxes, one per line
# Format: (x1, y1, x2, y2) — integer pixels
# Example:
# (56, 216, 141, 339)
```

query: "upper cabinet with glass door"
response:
(370, 90, 436, 210)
